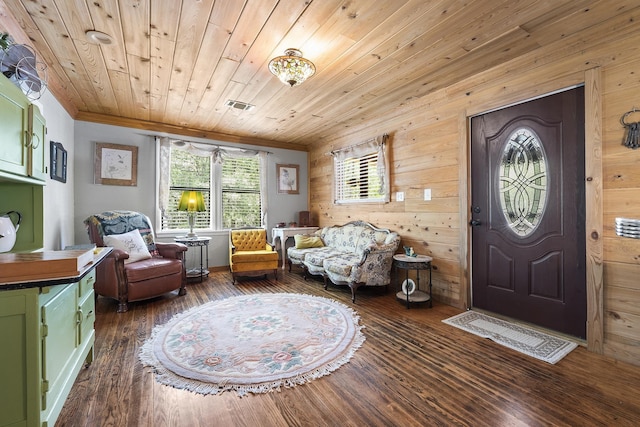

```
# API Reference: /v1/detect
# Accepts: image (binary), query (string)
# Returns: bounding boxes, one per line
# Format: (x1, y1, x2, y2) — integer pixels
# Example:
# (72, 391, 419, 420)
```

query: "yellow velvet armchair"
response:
(229, 228, 278, 283)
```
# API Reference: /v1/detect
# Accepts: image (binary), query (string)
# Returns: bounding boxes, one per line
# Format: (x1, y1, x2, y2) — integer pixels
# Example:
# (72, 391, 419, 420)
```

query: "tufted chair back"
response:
(230, 228, 269, 251)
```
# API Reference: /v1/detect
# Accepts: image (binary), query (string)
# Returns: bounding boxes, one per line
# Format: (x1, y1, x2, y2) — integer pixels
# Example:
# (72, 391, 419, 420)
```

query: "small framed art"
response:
(94, 142, 138, 186)
(277, 164, 299, 194)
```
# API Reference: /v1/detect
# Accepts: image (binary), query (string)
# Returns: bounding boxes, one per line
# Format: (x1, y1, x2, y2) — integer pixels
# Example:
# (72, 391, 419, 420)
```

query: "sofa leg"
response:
(178, 286, 187, 296)
(274, 269, 278, 281)
(323, 276, 328, 290)
(288, 260, 292, 272)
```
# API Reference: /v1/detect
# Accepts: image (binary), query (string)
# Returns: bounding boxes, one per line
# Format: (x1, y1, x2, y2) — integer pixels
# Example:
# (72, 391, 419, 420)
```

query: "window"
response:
(158, 138, 264, 231)
(333, 134, 389, 204)
(221, 157, 261, 228)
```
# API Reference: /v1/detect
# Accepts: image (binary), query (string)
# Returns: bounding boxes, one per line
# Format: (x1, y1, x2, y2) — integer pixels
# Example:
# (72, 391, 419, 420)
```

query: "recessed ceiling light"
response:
(85, 30, 114, 45)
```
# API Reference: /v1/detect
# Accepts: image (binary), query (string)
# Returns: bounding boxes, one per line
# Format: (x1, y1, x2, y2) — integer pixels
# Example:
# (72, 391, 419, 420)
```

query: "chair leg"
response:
(117, 301, 128, 313)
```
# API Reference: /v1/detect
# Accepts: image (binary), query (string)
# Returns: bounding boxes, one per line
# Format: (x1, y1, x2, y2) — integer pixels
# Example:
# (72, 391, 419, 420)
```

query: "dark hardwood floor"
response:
(56, 268, 640, 426)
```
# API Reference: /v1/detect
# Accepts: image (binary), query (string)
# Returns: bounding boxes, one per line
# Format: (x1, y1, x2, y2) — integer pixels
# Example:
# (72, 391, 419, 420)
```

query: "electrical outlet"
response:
(424, 188, 432, 201)
(396, 191, 405, 202)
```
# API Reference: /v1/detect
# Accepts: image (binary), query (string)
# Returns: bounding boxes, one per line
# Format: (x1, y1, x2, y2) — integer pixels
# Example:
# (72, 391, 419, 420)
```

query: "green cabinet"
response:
(0, 269, 96, 427)
(0, 73, 47, 183)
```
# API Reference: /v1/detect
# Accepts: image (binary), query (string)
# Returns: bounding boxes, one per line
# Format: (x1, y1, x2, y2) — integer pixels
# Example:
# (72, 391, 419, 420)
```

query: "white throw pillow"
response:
(103, 229, 152, 264)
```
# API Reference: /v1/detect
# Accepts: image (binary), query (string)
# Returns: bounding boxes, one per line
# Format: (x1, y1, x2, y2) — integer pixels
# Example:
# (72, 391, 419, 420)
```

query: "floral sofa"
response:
(287, 220, 400, 302)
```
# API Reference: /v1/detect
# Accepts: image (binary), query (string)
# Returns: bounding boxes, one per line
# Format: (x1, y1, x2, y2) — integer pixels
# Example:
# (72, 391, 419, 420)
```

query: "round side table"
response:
(174, 236, 211, 282)
(393, 254, 433, 308)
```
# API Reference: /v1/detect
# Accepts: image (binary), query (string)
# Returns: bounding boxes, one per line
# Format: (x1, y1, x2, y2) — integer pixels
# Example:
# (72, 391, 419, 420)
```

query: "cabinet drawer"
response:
(79, 269, 96, 299)
(78, 290, 95, 344)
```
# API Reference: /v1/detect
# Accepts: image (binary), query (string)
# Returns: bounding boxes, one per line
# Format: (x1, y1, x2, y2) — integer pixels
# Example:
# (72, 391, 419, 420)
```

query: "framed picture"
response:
(50, 141, 67, 183)
(277, 164, 299, 194)
(94, 142, 138, 186)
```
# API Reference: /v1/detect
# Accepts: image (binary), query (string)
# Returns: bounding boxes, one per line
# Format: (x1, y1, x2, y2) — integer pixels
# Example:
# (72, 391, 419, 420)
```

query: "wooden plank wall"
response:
(308, 10, 640, 366)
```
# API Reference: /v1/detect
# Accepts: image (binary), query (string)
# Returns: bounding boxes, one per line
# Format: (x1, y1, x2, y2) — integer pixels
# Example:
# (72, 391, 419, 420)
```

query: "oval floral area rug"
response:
(139, 293, 366, 396)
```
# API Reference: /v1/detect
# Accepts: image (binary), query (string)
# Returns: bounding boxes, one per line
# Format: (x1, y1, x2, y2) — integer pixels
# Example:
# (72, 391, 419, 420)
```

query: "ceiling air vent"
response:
(225, 99, 255, 111)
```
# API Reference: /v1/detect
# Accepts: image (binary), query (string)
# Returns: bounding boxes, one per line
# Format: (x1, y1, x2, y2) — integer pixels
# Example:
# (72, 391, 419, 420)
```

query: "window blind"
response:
(222, 156, 261, 228)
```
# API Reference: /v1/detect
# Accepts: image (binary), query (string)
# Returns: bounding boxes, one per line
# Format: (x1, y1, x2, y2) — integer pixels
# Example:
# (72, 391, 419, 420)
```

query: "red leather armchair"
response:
(84, 210, 187, 312)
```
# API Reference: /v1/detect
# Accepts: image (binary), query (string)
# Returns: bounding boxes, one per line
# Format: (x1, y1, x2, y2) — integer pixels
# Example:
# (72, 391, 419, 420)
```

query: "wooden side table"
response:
(393, 254, 433, 308)
(174, 236, 211, 282)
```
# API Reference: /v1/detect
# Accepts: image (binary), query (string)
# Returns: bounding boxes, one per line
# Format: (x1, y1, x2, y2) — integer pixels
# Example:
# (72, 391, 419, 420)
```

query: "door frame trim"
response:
(459, 68, 604, 352)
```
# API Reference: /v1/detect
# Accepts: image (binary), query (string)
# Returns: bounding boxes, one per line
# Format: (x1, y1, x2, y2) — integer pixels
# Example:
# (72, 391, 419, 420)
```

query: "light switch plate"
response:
(396, 191, 405, 202)
(424, 188, 432, 201)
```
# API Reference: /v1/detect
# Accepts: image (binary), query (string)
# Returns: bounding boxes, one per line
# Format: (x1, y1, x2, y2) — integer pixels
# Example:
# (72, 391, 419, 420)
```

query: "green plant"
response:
(0, 33, 10, 51)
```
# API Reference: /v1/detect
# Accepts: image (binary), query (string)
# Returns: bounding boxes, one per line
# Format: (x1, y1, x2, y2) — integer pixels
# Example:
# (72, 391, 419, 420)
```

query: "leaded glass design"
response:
(499, 127, 548, 236)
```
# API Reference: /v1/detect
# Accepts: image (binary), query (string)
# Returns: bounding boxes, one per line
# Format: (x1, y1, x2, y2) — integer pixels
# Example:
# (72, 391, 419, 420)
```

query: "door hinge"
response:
(41, 323, 48, 337)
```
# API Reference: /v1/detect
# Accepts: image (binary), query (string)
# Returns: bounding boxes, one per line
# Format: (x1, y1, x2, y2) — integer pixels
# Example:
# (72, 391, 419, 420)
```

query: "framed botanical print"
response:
(94, 142, 138, 186)
(277, 163, 299, 194)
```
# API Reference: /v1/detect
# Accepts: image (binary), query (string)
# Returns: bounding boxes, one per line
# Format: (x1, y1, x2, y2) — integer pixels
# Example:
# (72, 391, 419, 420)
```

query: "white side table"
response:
(271, 226, 319, 268)
(174, 236, 211, 282)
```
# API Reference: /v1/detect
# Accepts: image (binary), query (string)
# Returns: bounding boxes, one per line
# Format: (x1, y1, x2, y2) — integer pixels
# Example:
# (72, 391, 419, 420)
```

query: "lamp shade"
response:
(177, 191, 206, 212)
(268, 48, 315, 87)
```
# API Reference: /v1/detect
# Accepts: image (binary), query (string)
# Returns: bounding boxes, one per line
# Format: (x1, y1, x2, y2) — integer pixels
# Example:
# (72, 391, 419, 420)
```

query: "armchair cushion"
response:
(103, 229, 152, 264)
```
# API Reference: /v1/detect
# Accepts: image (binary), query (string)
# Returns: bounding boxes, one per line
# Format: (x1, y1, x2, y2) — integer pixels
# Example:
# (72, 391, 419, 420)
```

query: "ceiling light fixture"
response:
(85, 30, 114, 45)
(268, 48, 315, 87)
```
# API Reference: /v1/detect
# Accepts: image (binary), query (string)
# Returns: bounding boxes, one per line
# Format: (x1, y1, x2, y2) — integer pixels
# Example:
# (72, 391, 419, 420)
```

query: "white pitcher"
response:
(0, 211, 21, 253)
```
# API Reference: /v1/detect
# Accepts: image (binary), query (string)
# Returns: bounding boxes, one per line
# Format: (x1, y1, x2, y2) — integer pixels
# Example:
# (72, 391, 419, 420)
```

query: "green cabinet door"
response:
(0, 288, 41, 427)
(40, 283, 79, 425)
(0, 74, 29, 178)
(28, 104, 47, 181)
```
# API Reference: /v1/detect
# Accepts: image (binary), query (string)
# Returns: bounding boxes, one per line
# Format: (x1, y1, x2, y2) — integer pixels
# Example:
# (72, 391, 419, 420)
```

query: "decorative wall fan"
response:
(0, 42, 47, 100)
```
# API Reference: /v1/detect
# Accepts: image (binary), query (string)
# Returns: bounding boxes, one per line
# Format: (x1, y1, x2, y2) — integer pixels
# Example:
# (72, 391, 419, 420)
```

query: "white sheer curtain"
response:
(259, 151, 269, 228)
(331, 133, 389, 201)
(158, 136, 171, 216)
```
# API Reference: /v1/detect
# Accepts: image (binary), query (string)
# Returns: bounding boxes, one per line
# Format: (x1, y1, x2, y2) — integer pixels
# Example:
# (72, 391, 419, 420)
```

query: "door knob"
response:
(469, 219, 482, 226)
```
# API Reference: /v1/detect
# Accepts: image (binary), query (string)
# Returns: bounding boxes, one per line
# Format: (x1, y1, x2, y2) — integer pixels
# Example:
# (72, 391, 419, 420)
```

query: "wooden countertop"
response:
(0, 247, 112, 289)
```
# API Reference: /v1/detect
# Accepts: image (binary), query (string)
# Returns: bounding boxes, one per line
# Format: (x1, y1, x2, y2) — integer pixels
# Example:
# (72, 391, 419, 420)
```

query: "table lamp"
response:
(177, 190, 206, 237)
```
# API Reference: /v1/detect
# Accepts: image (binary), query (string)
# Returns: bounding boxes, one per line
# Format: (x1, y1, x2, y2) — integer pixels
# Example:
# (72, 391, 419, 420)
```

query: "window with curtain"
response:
(333, 134, 390, 204)
(158, 138, 266, 231)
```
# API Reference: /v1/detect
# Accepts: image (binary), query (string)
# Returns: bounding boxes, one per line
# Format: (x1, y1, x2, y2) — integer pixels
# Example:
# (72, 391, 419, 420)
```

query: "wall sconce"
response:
(177, 190, 206, 238)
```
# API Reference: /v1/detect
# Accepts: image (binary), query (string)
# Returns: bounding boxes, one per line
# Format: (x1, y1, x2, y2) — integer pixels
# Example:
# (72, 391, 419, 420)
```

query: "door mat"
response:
(442, 311, 577, 364)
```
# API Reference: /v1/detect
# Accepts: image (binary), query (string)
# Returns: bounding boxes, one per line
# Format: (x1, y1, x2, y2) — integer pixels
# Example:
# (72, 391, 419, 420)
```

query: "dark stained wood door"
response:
(470, 87, 586, 339)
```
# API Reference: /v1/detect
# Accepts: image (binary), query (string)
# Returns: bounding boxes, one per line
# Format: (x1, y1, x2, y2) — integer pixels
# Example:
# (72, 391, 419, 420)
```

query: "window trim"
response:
(155, 137, 266, 233)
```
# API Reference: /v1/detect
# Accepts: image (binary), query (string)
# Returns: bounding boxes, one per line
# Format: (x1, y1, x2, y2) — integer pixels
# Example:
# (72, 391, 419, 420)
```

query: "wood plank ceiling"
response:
(0, 0, 629, 149)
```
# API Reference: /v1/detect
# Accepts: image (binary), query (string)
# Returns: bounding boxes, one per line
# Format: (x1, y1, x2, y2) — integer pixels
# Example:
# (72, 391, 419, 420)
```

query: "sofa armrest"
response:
(156, 241, 188, 259)
(357, 242, 398, 266)
(266, 241, 275, 251)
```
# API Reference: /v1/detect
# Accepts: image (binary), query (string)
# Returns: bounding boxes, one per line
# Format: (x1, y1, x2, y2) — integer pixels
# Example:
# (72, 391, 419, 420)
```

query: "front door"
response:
(470, 87, 586, 339)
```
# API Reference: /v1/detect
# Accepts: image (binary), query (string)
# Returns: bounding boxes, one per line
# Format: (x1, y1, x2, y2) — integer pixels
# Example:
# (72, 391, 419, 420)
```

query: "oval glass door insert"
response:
(499, 127, 548, 237)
